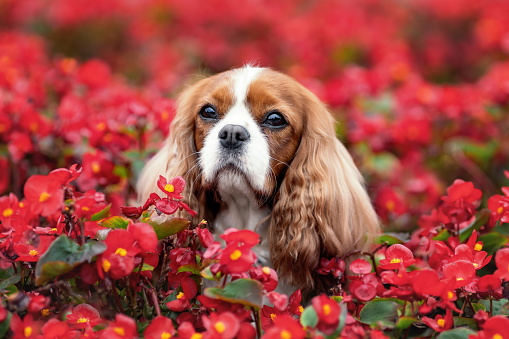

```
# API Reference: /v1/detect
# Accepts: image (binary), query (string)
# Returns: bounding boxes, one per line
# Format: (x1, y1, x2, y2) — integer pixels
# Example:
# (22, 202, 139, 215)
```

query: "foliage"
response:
(1, 0, 509, 338)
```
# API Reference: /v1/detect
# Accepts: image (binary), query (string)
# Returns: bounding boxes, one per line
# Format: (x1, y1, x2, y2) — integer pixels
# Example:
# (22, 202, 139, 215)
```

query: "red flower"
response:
(14, 234, 53, 262)
(317, 257, 346, 279)
(470, 316, 509, 339)
(421, 308, 453, 332)
(202, 312, 240, 339)
(442, 260, 476, 289)
(379, 244, 416, 269)
(99, 313, 137, 339)
(250, 266, 278, 292)
(23, 174, 63, 216)
(220, 228, 260, 247)
(9, 314, 43, 339)
(220, 243, 257, 274)
(311, 294, 340, 326)
(494, 247, 509, 281)
(267, 292, 289, 311)
(41, 319, 74, 339)
(127, 222, 158, 254)
(477, 274, 502, 298)
(440, 180, 482, 224)
(144, 316, 176, 339)
(98, 229, 140, 279)
(166, 291, 191, 312)
(350, 259, 372, 275)
(157, 175, 185, 200)
(66, 303, 102, 329)
(261, 314, 305, 339)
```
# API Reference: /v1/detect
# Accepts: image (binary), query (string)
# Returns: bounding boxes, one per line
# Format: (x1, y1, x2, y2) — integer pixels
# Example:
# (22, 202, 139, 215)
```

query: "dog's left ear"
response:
(268, 87, 380, 291)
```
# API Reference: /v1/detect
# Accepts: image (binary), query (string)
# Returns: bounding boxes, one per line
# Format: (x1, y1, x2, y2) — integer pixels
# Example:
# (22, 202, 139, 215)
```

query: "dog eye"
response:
(199, 105, 219, 121)
(262, 111, 287, 128)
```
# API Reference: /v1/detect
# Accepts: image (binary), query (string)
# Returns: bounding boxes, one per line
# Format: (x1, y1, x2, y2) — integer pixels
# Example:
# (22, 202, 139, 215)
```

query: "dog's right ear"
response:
(136, 78, 210, 216)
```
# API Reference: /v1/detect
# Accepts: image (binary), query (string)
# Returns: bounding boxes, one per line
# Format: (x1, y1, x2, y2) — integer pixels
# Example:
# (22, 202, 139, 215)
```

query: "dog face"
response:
(138, 66, 380, 291)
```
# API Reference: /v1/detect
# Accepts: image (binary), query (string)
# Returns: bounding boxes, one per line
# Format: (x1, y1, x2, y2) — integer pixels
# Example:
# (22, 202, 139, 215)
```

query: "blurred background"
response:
(1, 0, 509, 232)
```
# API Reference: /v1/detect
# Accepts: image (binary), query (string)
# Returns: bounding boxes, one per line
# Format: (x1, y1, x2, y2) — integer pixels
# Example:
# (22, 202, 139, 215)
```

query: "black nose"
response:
(218, 124, 250, 149)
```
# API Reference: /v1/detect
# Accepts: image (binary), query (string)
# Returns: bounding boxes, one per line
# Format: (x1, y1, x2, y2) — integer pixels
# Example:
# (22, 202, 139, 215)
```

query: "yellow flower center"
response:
(298, 306, 304, 313)
(102, 259, 111, 272)
(162, 110, 170, 120)
(229, 249, 242, 260)
(176, 292, 184, 299)
(41, 308, 50, 317)
(30, 122, 38, 132)
(262, 266, 271, 275)
(493, 334, 503, 339)
(39, 192, 51, 202)
(447, 291, 455, 299)
(437, 318, 445, 327)
(473, 262, 479, 268)
(323, 304, 331, 316)
(114, 327, 125, 336)
(82, 206, 90, 212)
(24, 326, 32, 337)
(29, 249, 39, 256)
(91, 161, 101, 174)
(2, 208, 13, 217)
(77, 317, 89, 323)
(214, 321, 226, 333)
(115, 248, 127, 256)
(190, 334, 203, 339)
(281, 330, 292, 339)
(390, 258, 402, 264)
(96, 122, 106, 131)
(386, 200, 395, 211)
(161, 332, 172, 339)
(474, 242, 483, 251)
(270, 313, 277, 321)
(164, 184, 175, 193)
(456, 277, 465, 281)
(497, 206, 504, 214)
(19, 202, 24, 208)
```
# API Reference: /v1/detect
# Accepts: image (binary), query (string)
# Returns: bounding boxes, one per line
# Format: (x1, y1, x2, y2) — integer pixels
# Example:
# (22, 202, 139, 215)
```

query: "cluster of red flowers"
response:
(1, 0, 509, 337)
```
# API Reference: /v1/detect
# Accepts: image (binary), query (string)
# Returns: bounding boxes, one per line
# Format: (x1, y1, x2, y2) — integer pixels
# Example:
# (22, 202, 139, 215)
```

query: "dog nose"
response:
(218, 124, 250, 149)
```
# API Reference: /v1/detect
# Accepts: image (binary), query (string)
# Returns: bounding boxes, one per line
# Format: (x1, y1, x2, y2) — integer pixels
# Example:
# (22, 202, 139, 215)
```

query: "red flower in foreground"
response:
(220, 243, 257, 274)
(442, 260, 476, 289)
(494, 247, 509, 281)
(144, 316, 176, 339)
(470, 316, 509, 339)
(99, 313, 137, 339)
(23, 174, 63, 216)
(311, 294, 340, 326)
(379, 244, 416, 269)
(202, 312, 240, 339)
(66, 303, 102, 329)
(157, 175, 185, 200)
(261, 314, 305, 339)
(421, 308, 453, 332)
(14, 235, 53, 262)
(9, 314, 43, 339)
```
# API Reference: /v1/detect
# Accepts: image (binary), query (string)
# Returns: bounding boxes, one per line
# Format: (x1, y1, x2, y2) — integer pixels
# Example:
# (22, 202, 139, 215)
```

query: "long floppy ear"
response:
(137, 79, 209, 219)
(269, 89, 380, 292)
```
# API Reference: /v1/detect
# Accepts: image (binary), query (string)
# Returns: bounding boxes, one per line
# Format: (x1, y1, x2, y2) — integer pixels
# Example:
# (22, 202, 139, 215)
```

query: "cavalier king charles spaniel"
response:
(138, 66, 379, 294)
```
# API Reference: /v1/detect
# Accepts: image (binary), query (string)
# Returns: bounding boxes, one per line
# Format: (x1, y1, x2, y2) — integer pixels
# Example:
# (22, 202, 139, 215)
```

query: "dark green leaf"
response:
(478, 232, 508, 255)
(0, 312, 12, 338)
(178, 264, 202, 275)
(432, 228, 451, 241)
(300, 306, 318, 328)
(204, 278, 263, 309)
(479, 298, 509, 315)
(359, 299, 400, 326)
(35, 236, 107, 286)
(471, 303, 487, 312)
(148, 217, 190, 240)
(453, 316, 477, 330)
(436, 328, 476, 339)
(90, 204, 111, 221)
(396, 317, 417, 330)
(459, 210, 491, 243)
(98, 216, 130, 229)
(0, 273, 20, 290)
(376, 234, 404, 245)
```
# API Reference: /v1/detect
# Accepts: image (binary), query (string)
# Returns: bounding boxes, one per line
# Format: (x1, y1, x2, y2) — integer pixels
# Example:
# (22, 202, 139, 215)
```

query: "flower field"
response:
(1, 0, 509, 337)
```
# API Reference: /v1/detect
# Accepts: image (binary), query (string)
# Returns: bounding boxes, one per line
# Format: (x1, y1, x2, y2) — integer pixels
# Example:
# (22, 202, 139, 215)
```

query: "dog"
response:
(137, 66, 379, 295)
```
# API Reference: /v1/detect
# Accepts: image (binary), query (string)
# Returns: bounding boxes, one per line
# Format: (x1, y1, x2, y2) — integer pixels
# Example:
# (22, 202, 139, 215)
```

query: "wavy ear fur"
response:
(269, 88, 380, 292)
(137, 79, 209, 220)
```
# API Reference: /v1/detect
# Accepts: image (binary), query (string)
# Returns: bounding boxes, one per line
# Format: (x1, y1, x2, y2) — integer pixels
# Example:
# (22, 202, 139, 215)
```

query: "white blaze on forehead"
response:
(199, 66, 271, 193)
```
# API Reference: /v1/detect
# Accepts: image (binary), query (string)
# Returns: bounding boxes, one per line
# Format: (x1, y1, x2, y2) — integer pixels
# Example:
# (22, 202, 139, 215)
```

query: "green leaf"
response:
(432, 228, 451, 241)
(204, 278, 263, 309)
(479, 298, 509, 315)
(0, 312, 12, 338)
(300, 306, 319, 328)
(98, 216, 130, 229)
(134, 263, 155, 273)
(90, 204, 111, 221)
(35, 236, 107, 286)
(459, 210, 491, 243)
(478, 232, 508, 255)
(359, 299, 400, 326)
(396, 316, 417, 330)
(0, 273, 20, 290)
(376, 234, 404, 245)
(453, 316, 478, 330)
(471, 303, 487, 312)
(148, 217, 190, 240)
(178, 264, 202, 275)
(436, 328, 476, 339)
